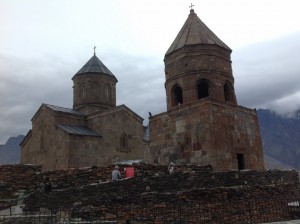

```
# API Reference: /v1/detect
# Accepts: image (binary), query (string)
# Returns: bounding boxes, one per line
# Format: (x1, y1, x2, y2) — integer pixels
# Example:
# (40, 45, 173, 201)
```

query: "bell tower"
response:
(72, 53, 118, 114)
(149, 8, 264, 171)
(164, 8, 237, 110)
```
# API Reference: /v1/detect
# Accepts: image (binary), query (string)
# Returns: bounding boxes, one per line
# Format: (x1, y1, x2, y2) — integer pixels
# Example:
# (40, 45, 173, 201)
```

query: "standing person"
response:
(168, 162, 175, 175)
(43, 178, 52, 193)
(112, 165, 121, 181)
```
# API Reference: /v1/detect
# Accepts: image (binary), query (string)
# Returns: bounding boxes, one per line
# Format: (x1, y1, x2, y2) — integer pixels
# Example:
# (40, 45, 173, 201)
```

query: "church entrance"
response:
(237, 153, 245, 170)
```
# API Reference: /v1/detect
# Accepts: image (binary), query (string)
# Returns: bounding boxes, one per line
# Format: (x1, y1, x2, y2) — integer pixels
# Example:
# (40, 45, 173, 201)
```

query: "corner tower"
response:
(72, 54, 118, 114)
(165, 9, 237, 110)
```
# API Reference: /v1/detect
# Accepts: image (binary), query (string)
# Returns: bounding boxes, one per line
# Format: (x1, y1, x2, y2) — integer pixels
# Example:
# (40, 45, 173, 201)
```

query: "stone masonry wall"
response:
(21, 106, 74, 170)
(1, 164, 297, 195)
(0, 164, 212, 193)
(86, 106, 148, 165)
(1, 164, 299, 223)
(150, 99, 264, 170)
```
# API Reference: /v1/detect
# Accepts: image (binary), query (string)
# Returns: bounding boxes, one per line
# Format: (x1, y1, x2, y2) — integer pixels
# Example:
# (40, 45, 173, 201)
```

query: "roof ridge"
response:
(44, 104, 84, 116)
(44, 103, 72, 110)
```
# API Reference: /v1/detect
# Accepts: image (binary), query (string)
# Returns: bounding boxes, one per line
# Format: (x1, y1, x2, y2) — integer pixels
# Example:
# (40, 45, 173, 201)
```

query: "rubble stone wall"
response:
(0, 164, 298, 193)
(0, 164, 299, 223)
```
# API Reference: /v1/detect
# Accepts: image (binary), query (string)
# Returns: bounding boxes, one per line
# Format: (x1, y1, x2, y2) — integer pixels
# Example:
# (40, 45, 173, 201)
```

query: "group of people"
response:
(111, 162, 175, 180)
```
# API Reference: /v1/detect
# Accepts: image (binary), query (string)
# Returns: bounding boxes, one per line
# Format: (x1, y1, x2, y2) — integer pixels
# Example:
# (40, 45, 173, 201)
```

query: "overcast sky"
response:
(0, 0, 300, 144)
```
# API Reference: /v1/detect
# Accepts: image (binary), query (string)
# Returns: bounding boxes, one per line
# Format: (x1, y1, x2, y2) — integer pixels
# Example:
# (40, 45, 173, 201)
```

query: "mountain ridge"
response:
(0, 135, 24, 164)
(257, 108, 300, 169)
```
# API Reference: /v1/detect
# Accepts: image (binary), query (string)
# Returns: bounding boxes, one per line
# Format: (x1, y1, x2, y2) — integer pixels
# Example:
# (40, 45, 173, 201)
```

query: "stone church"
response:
(21, 9, 264, 171)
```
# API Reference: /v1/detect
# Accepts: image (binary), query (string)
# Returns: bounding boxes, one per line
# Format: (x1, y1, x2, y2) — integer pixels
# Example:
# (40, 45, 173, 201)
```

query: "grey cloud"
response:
(106, 52, 166, 123)
(0, 54, 73, 144)
(233, 32, 300, 113)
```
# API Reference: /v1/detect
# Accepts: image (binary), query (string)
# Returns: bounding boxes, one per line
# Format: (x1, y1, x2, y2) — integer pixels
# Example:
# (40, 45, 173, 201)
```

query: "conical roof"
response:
(166, 9, 231, 55)
(75, 54, 115, 77)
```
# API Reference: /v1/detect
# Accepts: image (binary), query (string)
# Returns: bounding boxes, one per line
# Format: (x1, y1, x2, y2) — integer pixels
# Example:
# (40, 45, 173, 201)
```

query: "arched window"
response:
(172, 85, 183, 106)
(120, 133, 128, 152)
(224, 81, 235, 103)
(197, 79, 210, 99)
(79, 83, 85, 99)
(91, 82, 100, 101)
(105, 84, 112, 101)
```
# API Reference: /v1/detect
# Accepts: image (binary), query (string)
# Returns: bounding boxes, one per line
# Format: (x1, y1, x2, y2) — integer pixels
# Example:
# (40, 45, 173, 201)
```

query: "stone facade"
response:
(21, 9, 264, 171)
(149, 9, 264, 170)
(150, 100, 264, 169)
(21, 104, 148, 171)
(21, 55, 148, 171)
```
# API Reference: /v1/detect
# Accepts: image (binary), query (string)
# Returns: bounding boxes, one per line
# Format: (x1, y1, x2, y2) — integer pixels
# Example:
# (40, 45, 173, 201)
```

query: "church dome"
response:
(73, 54, 116, 81)
(72, 54, 117, 114)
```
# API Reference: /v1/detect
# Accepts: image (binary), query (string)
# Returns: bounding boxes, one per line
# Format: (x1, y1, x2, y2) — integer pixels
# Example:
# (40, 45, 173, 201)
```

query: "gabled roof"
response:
(87, 104, 144, 123)
(74, 54, 115, 77)
(31, 104, 84, 122)
(56, 124, 100, 137)
(45, 104, 84, 116)
(166, 9, 231, 56)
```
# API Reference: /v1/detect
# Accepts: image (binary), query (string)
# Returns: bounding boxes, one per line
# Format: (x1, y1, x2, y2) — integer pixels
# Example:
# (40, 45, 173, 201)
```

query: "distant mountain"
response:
(263, 154, 295, 170)
(0, 135, 24, 164)
(257, 109, 300, 170)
